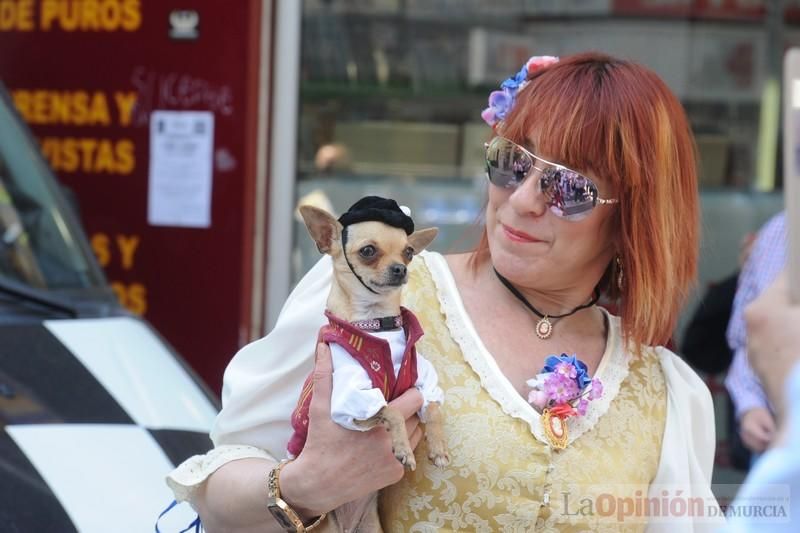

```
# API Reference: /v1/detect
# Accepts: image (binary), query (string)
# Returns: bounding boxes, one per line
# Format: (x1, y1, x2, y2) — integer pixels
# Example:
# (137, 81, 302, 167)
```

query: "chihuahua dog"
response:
(288, 197, 449, 531)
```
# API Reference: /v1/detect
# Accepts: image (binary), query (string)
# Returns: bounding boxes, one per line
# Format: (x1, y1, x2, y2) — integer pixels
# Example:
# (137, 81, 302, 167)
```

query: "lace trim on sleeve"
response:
(166, 444, 276, 503)
(421, 251, 630, 446)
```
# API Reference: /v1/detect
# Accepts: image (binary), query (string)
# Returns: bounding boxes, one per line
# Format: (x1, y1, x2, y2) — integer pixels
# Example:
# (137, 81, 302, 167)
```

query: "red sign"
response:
(0, 0, 265, 394)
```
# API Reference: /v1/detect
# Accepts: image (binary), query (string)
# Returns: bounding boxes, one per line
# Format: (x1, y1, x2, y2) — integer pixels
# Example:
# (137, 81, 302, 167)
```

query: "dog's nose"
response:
(390, 263, 407, 278)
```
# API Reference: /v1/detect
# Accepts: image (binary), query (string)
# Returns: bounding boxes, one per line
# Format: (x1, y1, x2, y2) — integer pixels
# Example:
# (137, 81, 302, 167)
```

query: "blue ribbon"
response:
(155, 499, 202, 533)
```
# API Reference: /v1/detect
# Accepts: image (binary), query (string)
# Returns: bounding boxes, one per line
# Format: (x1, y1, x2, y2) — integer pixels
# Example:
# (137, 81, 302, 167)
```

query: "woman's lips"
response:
(502, 224, 544, 243)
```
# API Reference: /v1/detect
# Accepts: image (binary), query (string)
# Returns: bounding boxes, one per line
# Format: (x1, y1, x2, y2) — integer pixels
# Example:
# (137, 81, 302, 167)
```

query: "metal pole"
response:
(265, 0, 302, 331)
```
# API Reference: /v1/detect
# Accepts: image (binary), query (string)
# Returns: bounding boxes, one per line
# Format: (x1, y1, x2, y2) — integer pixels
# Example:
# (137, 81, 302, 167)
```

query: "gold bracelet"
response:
(267, 460, 327, 532)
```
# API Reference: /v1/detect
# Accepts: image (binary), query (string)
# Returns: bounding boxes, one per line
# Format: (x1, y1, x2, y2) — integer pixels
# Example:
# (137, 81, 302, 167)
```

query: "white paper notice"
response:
(148, 111, 214, 228)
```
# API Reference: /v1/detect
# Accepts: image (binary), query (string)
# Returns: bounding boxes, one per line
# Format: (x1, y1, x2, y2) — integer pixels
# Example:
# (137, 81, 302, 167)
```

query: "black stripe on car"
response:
(0, 325, 133, 424)
(0, 431, 77, 533)
(148, 429, 213, 467)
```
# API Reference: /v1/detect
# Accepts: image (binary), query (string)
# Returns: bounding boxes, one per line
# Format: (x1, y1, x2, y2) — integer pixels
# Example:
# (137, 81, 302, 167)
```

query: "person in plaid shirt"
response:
(725, 211, 787, 455)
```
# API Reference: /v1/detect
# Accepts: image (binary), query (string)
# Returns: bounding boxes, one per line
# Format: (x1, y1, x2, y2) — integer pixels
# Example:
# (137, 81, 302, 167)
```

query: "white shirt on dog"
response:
(328, 329, 444, 431)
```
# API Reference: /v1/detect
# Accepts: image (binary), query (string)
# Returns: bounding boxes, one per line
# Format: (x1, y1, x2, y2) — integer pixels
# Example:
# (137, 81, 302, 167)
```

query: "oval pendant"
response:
(542, 408, 568, 449)
(535, 316, 553, 339)
(550, 415, 564, 437)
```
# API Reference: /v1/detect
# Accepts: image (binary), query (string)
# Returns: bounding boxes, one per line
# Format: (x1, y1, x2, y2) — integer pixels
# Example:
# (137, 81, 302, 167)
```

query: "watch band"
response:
(267, 460, 327, 532)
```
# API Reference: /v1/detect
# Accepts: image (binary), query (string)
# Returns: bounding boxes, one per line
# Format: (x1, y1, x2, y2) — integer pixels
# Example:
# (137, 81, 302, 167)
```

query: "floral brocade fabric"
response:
(379, 256, 667, 532)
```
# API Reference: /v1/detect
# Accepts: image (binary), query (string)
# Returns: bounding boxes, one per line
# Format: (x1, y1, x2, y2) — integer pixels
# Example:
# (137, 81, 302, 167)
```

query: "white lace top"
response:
(424, 251, 628, 447)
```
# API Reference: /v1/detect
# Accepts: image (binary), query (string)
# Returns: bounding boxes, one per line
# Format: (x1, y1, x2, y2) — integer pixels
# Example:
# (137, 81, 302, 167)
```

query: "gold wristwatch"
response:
(267, 460, 327, 532)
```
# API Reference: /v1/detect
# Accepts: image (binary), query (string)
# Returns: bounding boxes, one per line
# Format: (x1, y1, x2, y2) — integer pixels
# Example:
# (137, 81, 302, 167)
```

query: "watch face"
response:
(267, 504, 297, 530)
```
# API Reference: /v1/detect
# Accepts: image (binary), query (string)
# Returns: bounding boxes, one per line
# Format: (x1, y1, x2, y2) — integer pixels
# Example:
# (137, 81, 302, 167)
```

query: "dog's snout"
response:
(390, 263, 407, 278)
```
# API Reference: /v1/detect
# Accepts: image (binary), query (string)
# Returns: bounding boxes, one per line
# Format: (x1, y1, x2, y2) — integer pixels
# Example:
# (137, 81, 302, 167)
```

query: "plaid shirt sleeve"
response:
(724, 212, 787, 419)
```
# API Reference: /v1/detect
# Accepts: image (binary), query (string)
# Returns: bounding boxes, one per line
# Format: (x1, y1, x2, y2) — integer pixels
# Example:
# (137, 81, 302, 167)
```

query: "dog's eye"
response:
(359, 245, 376, 258)
(403, 247, 414, 260)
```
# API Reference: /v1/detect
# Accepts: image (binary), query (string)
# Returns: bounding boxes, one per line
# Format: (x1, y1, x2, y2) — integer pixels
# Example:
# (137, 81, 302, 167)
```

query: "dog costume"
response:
(287, 197, 443, 457)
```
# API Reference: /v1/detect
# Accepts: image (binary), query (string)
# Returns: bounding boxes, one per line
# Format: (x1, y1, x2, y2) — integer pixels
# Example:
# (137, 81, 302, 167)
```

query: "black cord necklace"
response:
(493, 268, 600, 340)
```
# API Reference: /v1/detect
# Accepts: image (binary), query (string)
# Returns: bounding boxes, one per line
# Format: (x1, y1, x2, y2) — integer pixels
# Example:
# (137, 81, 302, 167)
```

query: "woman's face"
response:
(485, 144, 618, 293)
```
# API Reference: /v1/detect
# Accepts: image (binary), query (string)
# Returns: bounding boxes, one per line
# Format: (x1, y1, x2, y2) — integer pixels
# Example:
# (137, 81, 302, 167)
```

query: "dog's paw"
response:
(427, 442, 450, 468)
(394, 447, 416, 471)
(429, 450, 450, 468)
(426, 435, 450, 468)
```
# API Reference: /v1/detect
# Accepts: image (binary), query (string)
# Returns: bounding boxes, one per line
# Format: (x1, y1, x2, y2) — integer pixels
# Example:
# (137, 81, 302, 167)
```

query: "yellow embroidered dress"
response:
(166, 252, 723, 532)
(380, 253, 665, 532)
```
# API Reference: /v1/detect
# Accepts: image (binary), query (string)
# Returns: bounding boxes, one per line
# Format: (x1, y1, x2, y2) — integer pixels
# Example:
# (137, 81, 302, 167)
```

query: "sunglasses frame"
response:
(484, 136, 619, 217)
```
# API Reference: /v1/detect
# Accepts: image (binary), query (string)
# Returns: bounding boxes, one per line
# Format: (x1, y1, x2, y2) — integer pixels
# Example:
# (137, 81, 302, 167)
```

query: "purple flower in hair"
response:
(482, 55, 559, 128)
(482, 89, 515, 126)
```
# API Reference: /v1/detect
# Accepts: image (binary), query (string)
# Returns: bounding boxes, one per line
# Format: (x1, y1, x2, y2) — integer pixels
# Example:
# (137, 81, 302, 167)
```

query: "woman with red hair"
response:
(167, 53, 722, 532)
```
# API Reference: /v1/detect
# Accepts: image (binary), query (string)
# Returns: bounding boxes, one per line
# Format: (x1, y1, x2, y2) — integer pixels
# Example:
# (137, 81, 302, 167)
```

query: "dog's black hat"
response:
(337, 196, 414, 235)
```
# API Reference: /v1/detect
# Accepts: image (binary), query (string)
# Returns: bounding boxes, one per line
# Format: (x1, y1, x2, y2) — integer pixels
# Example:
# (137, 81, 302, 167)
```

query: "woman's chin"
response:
(489, 245, 546, 278)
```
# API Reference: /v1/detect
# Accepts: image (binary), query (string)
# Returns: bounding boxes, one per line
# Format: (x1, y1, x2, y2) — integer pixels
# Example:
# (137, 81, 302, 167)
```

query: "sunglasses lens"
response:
(541, 168, 599, 221)
(486, 137, 605, 222)
(485, 138, 532, 188)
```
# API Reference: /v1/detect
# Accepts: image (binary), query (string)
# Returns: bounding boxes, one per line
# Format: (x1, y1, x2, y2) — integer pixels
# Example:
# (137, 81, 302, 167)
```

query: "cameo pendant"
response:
(535, 316, 553, 339)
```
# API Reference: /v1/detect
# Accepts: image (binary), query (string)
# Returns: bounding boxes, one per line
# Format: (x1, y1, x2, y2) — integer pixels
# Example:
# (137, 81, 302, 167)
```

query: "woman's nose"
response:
(508, 168, 548, 217)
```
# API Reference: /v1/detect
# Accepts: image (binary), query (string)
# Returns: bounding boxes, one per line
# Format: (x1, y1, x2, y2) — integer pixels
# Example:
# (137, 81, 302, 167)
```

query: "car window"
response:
(0, 87, 104, 290)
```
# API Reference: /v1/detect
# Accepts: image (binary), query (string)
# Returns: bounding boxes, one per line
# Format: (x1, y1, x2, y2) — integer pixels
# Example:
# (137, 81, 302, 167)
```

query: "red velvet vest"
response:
(287, 307, 423, 457)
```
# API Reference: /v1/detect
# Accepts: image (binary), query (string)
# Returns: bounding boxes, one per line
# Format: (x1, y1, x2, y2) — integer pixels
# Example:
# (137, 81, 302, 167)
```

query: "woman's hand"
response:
(279, 342, 424, 517)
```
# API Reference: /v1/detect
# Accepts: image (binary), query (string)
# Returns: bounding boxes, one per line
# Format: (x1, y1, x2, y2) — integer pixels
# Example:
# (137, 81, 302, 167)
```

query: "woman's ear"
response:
(408, 227, 439, 254)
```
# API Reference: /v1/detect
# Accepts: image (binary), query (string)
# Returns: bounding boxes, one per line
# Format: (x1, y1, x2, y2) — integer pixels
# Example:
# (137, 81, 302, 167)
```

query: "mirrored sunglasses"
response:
(485, 136, 618, 221)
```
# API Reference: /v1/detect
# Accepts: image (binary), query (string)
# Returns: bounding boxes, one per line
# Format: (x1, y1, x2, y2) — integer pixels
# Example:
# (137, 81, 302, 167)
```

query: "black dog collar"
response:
(351, 315, 403, 331)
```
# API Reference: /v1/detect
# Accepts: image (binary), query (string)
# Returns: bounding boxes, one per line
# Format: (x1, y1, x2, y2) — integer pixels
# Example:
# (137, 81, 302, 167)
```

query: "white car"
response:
(0, 83, 217, 532)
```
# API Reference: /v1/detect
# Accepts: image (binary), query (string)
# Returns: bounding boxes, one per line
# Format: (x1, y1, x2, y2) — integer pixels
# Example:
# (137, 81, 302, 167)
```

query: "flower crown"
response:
(481, 55, 559, 128)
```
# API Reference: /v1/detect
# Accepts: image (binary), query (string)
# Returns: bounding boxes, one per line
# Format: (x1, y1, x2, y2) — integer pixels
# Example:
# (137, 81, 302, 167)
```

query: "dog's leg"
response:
(423, 402, 450, 468)
(353, 405, 416, 470)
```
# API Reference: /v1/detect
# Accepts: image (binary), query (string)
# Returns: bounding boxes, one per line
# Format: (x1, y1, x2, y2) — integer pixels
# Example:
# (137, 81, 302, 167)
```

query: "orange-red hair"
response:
(471, 52, 698, 349)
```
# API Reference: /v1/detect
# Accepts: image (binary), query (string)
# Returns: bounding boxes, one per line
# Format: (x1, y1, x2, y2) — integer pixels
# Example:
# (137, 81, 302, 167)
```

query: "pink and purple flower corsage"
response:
(526, 353, 603, 419)
(481, 55, 559, 128)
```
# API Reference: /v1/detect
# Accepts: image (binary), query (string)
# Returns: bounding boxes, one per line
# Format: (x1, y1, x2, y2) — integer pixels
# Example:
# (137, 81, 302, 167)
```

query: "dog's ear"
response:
(299, 205, 341, 254)
(407, 227, 438, 254)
